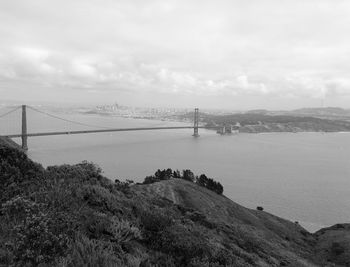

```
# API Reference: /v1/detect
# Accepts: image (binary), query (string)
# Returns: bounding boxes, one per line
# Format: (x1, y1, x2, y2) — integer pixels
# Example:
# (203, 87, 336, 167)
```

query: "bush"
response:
(142, 169, 173, 184)
(114, 179, 133, 195)
(331, 242, 345, 256)
(143, 175, 160, 184)
(155, 168, 173, 180)
(108, 217, 142, 244)
(142, 168, 224, 195)
(56, 235, 122, 267)
(0, 146, 44, 203)
(140, 209, 173, 234)
(3, 197, 69, 266)
(77, 184, 120, 213)
(157, 224, 213, 265)
(46, 161, 107, 187)
(140, 252, 177, 267)
(196, 174, 223, 195)
(182, 169, 195, 182)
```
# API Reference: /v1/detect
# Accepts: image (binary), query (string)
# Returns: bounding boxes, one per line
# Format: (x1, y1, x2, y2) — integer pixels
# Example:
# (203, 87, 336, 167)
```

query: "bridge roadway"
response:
(4, 126, 220, 138)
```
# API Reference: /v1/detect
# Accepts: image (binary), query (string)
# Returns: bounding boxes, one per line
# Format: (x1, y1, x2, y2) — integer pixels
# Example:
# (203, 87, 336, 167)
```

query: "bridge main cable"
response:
(5, 126, 218, 138)
(27, 106, 114, 129)
(0, 106, 21, 118)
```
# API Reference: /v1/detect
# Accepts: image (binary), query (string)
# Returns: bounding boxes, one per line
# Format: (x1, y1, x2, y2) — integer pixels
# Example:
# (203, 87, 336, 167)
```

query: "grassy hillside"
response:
(0, 137, 349, 266)
(135, 180, 316, 266)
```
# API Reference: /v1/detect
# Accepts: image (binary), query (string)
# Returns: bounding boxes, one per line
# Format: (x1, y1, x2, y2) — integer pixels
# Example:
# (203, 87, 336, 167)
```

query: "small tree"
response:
(195, 174, 223, 195)
(182, 169, 195, 182)
(173, 170, 181, 178)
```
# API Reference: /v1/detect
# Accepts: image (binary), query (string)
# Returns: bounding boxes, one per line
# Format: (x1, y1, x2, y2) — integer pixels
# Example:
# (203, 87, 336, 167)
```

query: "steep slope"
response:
(134, 180, 317, 266)
(0, 137, 22, 150)
(313, 224, 350, 266)
(134, 179, 350, 266)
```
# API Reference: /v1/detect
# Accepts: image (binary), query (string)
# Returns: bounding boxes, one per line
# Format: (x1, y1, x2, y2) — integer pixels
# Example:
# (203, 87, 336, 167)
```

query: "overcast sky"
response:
(1, 0, 350, 109)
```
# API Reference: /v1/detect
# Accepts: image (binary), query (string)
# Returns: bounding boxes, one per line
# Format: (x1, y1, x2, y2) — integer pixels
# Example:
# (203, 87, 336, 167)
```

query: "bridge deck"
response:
(4, 126, 219, 138)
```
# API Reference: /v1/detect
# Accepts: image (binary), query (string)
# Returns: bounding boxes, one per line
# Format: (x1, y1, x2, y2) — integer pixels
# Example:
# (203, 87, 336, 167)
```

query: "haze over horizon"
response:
(1, 0, 350, 109)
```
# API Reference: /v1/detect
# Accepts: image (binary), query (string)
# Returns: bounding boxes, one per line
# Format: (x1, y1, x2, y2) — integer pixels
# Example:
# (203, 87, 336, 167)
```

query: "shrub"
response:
(182, 169, 195, 182)
(0, 146, 44, 203)
(77, 184, 120, 213)
(56, 235, 122, 267)
(142, 168, 224, 195)
(108, 217, 142, 244)
(3, 197, 69, 266)
(140, 252, 177, 267)
(140, 209, 173, 234)
(142, 169, 173, 184)
(46, 161, 107, 187)
(196, 174, 224, 195)
(331, 242, 345, 256)
(114, 179, 133, 195)
(173, 169, 181, 178)
(155, 168, 173, 180)
(157, 224, 213, 265)
(142, 175, 159, 184)
(1, 196, 41, 222)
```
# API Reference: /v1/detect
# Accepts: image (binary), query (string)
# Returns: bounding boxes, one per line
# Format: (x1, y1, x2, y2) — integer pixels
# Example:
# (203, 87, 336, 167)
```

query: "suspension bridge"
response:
(0, 105, 233, 150)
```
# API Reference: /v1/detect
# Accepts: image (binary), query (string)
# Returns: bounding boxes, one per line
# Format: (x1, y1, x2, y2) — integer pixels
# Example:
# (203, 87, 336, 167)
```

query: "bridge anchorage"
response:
(1, 105, 226, 150)
(216, 124, 239, 135)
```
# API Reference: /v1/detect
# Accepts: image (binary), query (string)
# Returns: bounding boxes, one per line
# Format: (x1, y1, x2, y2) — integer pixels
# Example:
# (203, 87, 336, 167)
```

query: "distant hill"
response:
(286, 107, 350, 121)
(179, 110, 350, 133)
(0, 136, 349, 266)
(243, 107, 350, 118)
(292, 107, 350, 116)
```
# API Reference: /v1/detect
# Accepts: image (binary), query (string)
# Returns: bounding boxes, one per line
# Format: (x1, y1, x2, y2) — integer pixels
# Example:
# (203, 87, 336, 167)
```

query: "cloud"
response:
(71, 60, 97, 77)
(1, 0, 350, 108)
(2, 46, 350, 102)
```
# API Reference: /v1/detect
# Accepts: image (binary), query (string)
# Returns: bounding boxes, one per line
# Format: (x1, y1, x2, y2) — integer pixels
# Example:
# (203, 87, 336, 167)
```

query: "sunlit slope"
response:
(134, 179, 318, 266)
(135, 179, 350, 266)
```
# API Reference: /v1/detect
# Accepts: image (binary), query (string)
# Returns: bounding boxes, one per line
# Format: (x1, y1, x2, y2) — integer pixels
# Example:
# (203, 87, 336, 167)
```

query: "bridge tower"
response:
(21, 105, 28, 150)
(193, 108, 199, 137)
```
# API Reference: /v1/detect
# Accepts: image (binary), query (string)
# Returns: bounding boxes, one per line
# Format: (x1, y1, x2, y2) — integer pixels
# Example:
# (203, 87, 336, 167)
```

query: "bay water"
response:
(6, 111, 350, 232)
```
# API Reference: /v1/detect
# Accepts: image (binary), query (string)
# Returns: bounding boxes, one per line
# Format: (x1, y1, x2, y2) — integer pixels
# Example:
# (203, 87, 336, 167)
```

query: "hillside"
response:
(134, 179, 317, 266)
(179, 112, 350, 133)
(288, 107, 350, 121)
(314, 224, 350, 266)
(0, 137, 349, 266)
(0, 136, 22, 150)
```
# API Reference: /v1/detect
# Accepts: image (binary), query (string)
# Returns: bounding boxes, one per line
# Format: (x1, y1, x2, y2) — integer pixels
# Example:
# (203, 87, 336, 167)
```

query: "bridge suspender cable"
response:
(3, 106, 216, 150)
(27, 106, 113, 129)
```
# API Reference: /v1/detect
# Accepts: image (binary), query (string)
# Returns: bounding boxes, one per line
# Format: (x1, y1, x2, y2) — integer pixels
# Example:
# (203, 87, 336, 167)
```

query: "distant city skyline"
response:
(1, 0, 350, 109)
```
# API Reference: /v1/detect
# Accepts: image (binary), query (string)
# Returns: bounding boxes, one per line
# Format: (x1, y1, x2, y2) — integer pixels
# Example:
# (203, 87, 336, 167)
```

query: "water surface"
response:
(6, 112, 350, 232)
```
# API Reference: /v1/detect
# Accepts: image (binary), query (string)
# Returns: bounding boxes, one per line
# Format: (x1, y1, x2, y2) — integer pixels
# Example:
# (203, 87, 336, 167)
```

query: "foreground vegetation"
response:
(0, 137, 349, 266)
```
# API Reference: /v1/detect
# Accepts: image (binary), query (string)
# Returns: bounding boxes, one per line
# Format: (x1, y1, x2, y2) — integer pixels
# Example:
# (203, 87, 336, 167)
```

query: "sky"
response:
(1, 0, 350, 110)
